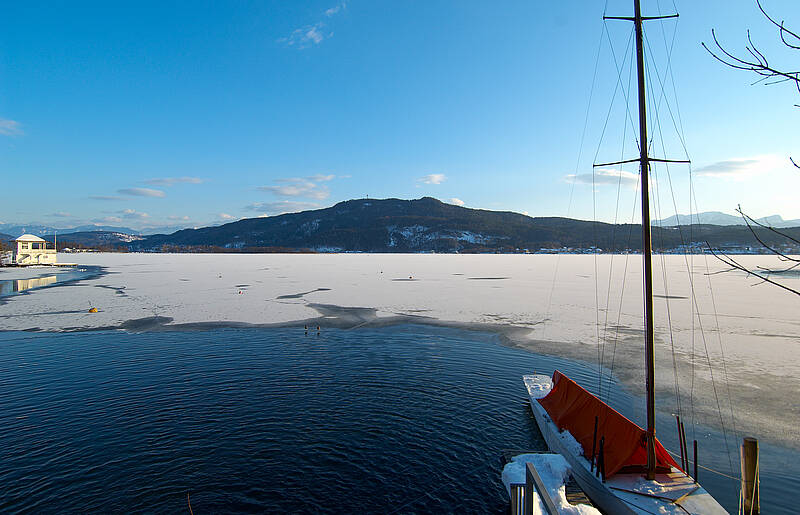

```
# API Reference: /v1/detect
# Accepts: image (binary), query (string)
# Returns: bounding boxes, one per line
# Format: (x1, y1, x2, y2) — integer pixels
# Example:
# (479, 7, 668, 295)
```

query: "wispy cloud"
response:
(0, 118, 22, 136)
(167, 215, 190, 221)
(89, 195, 124, 201)
(565, 169, 639, 186)
(245, 201, 321, 215)
(280, 23, 328, 48)
(118, 187, 166, 198)
(144, 177, 205, 186)
(448, 198, 465, 206)
(418, 174, 447, 185)
(94, 216, 123, 224)
(50, 212, 73, 218)
(694, 155, 789, 179)
(280, 2, 345, 49)
(121, 209, 150, 220)
(218, 213, 235, 220)
(325, 1, 346, 17)
(306, 173, 336, 182)
(258, 174, 338, 200)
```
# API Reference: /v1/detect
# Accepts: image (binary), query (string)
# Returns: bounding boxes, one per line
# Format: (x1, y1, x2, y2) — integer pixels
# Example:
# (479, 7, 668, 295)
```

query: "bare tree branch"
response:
(736, 205, 800, 249)
(706, 244, 800, 296)
(703, 2, 800, 96)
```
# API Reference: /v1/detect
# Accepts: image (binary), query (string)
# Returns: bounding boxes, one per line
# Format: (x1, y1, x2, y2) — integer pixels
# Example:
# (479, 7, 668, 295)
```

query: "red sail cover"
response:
(538, 370, 680, 477)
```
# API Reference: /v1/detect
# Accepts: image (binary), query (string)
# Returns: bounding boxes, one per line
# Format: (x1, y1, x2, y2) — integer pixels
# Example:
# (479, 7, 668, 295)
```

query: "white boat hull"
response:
(524, 374, 729, 515)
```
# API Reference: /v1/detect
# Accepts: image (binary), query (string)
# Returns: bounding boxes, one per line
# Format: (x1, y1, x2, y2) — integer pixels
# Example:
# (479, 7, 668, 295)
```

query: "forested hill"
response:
(129, 197, 800, 253)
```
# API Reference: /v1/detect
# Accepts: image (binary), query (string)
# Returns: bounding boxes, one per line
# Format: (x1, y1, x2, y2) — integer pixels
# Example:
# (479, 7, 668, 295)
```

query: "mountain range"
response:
(0, 223, 190, 237)
(4, 198, 800, 253)
(130, 197, 800, 253)
(654, 211, 800, 228)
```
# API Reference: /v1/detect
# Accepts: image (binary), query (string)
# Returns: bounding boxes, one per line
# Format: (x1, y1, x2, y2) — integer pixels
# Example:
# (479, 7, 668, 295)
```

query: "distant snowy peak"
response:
(654, 212, 800, 228)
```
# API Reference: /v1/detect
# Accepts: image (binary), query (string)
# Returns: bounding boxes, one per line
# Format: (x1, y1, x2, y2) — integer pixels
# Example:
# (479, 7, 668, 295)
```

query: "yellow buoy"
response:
(88, 307, 98, 313)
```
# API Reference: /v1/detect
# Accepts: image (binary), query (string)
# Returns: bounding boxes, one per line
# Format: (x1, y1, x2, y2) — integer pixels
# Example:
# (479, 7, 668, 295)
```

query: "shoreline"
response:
(1, 252, 797, 451)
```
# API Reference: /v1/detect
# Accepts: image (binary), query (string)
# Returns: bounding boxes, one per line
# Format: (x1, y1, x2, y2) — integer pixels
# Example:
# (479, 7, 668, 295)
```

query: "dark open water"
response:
(0, 325, 794, 514)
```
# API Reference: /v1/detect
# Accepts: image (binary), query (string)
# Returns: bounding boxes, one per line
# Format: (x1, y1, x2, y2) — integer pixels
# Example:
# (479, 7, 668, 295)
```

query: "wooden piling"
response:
(676, 415, 685, 471)
(741, 437, 760, 515)
(680, 421, 689, 475)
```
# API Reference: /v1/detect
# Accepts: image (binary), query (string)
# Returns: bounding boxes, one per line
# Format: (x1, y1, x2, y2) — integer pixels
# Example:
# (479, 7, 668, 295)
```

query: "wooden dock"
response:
(501, 450, 597, 514)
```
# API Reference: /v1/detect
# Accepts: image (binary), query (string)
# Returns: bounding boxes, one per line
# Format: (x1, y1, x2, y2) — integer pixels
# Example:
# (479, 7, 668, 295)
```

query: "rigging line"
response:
(691, 186, 742, 476)
(645, 57, 736, 476)
(644, 38, 738, 477)
(643, 46, 688, 419)
(700, 241, 741, 452)
(543, 23, 605, 340)
(598, 23, 639, 159)
(599, 47, 637, 402)
(643, 31, 690, 160)
(594, 138, 601, 385)
(655, 0, 682, 110)
(605, 173, 642, 403)
(663, 449, 741, 482)
(653, 0, 685, 149)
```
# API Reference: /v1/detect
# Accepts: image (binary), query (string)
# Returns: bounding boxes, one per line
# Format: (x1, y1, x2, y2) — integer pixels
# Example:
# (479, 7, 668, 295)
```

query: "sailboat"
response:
(524, 1, 728, 513)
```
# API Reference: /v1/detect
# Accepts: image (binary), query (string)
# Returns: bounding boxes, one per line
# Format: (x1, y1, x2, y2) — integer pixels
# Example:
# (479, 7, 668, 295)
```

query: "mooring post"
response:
(693, 440, 698, 483)
(676, 415, 685, 471)
(741, 437, 760, 515)
(525, 463, 534, 515)
(680, 421, 689, 474)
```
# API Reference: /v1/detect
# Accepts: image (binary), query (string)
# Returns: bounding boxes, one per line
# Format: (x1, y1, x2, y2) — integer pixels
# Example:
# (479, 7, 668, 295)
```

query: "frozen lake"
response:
(1, 252, 798, 454)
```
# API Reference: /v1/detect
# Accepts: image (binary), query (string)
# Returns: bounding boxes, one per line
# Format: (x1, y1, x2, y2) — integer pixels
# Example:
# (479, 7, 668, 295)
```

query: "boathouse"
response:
(12, 234, 57, 265)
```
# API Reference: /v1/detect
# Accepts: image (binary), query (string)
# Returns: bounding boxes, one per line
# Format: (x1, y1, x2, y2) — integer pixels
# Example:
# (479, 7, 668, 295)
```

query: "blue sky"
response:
(1, 0, 798, 231)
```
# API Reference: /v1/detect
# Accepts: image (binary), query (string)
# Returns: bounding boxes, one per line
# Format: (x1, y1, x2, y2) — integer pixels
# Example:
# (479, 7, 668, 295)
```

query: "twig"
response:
(736, 205, 800, 251)
(706, 244, 800, 296)
(187, 492, 194, 515)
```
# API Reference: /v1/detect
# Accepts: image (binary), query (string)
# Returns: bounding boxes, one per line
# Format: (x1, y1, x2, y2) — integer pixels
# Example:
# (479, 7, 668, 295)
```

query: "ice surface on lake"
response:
(1, 252, 798, 449)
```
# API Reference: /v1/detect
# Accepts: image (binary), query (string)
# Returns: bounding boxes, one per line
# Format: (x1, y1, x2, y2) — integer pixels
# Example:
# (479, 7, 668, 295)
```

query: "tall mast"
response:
(598, 0, 685, 481)
(632, 0, 657, 481)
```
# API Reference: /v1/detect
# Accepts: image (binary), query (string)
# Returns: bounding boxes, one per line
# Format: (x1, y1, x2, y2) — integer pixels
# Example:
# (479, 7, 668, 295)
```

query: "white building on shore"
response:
(10, 234, 57, 265)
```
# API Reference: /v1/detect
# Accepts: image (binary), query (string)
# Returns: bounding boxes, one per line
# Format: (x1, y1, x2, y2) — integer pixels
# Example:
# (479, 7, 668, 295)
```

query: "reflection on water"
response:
(0, 266, 102, 298)
(1, 275, 58, 295)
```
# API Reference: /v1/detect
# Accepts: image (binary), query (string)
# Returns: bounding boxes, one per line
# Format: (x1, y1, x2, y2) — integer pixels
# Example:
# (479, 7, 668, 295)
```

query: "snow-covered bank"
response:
(0, 252, 797, 449)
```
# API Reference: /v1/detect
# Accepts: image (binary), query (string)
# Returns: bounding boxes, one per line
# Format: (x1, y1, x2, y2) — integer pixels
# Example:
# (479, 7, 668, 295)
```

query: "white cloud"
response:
(167, 215, 190, 221)
(280, 3, 344, 49)
(245, 201, 321, 215)
(121, 209, 150, 220)
(306, 173, 336, 182)
(258, 175, 335, 200)
(325, 1, 346, 17)
(94, 216, 123, 224)
(0, 118, 22, 136)
(118, 187, 166, 198)
(448, 198, 465, 206)
(419, 174, 447, 185)
(694, 155, 789, 179)
(280, 22, 329, 49)
(50, 212, 73, 218)
(565, 169, 639, 186)
(144, 177, 205, 186)
(218, 213, 235, 220)
(89, 195, 124, 201)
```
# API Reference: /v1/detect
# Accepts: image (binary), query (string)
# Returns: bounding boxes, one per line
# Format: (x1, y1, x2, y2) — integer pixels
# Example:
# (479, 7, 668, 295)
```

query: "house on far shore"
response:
(10, 234, 57, 265)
